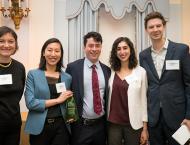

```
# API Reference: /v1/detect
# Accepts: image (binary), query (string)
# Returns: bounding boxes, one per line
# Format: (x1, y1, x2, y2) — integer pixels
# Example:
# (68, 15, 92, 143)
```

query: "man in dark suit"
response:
(66, 31, 111, 145)
(139, 11, 190, 145)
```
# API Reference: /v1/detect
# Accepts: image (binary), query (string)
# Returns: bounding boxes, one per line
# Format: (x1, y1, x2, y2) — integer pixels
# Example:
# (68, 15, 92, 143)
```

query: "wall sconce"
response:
(0, 0, 30, 29)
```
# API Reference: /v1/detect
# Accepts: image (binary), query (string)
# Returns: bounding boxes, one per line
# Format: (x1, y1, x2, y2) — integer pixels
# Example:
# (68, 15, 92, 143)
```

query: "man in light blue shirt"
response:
(66, 31, 111, 145)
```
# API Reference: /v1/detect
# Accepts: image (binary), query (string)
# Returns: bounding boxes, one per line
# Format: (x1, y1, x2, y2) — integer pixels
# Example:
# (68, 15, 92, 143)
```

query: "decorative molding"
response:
(66, 0, 169, 20)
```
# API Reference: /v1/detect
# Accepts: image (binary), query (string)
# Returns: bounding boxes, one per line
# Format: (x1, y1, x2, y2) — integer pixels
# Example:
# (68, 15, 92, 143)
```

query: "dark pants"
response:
(71, 117, 106, 145)
(30, 117, 70, 145)
(0, 128, 21, 145)
(108, 122, 142, 145)
(148, 110, 189, 145)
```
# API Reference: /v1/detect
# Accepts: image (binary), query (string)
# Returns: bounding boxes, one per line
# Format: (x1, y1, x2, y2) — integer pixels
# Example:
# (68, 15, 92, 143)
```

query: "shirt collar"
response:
(84, 57, 100, 68)
(151, 38, 169, 53)
(164, 39, 169, 49)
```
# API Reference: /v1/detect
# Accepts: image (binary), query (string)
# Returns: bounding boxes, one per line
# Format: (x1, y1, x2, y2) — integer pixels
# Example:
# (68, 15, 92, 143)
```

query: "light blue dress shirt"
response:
(82, 58, 105, 119)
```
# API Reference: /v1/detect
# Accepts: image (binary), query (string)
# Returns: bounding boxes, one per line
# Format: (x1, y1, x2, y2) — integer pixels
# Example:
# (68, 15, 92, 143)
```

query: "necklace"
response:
(0, 59, 12, 68)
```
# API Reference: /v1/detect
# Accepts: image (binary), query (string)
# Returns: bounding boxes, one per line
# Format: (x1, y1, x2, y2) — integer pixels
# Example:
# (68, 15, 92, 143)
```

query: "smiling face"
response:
(146, 18, 166, 41)
(43, 42, 62, 68)
(84, 37, 102, 63)
(0, 33, 16, 59)
(116, 41, 131, 63)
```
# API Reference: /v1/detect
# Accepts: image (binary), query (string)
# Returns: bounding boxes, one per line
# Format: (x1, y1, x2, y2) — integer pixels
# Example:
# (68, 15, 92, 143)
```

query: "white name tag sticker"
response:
(56, 82, 66, 93)
(0, 74, 13, 85)
(166, 60, 180, 70)
(172, 125, 190, 145)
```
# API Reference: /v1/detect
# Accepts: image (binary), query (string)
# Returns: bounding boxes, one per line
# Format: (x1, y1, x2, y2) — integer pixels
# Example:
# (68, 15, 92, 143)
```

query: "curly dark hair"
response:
(83, 31, 102, 46)
(109, 37, 137, 71)
(39, 38, 64, 72)
(144, 11, 167, 29)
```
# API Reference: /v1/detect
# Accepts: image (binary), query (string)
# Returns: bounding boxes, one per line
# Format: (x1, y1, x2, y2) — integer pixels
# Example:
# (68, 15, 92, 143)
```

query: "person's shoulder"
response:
(134, 65, 146, 73)
(99, 62, 111, 71)
(133, 66, 147, 78)
(67, 58, 84, 67)
(139, 47, 151, 57)
(169, 40, 189, 50)
(27, 68, 42, 75)
(61, 69, 72, 79)
(12, 59, 25, 69)
(99, 61, 109, 68)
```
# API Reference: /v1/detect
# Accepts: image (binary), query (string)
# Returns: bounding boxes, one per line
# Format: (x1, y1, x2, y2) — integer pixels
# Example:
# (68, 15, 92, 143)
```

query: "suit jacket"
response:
(65, 58, 111, 118)
(107, 66, 148, 130)
(139, 40, 190, 130)
(24, 69, 72, 135)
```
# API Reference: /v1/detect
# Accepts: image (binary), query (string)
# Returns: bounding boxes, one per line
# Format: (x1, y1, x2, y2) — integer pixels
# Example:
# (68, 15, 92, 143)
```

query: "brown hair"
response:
(0, 26, 18, 54)
(144, 11, 167, 29)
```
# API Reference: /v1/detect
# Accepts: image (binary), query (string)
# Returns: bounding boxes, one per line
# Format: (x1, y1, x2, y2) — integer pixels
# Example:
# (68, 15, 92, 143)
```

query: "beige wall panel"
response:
(182, 0, 190, 47)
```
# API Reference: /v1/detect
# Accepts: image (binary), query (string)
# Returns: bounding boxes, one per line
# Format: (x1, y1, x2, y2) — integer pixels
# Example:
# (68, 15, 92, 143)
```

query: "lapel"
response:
(36, 69, 51, 99)
(109, 71, 115, 91)
(160, 41, 176, 78)
(107, 70, 115, 117)
(144, 47, 159, 80)
(78, 59, 84, 99)
(100, 61, 110, 93)
(60, 71, 69, 89)
(100, 62, 108, 82)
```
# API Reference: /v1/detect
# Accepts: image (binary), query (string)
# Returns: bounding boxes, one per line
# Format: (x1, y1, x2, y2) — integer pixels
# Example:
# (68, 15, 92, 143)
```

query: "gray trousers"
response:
(108, 122, 142, 145)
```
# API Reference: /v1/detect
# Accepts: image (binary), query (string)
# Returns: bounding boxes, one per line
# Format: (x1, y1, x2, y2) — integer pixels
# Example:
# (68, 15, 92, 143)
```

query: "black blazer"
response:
(139, 40, 190, 130)
(66, 58, 111, 118)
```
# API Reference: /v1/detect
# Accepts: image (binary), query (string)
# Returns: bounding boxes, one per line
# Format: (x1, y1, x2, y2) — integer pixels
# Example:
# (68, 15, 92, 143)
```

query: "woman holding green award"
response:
(24, 38, 73, 145)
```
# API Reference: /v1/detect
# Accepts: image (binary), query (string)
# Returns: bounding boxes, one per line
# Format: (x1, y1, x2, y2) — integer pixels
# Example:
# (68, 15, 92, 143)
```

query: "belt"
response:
(81, 116, 104, 126)
(45, 117, 63, 124)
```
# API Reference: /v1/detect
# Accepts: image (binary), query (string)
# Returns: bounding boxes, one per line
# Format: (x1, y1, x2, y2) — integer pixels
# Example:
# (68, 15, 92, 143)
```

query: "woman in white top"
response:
(107, 37, 148, 145)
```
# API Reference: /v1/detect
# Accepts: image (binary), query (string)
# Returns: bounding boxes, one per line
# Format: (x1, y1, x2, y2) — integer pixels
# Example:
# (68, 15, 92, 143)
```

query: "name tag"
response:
(56, 82, 66, 93)
(0, 74, 13, 85)
(166, 60, 180, 70)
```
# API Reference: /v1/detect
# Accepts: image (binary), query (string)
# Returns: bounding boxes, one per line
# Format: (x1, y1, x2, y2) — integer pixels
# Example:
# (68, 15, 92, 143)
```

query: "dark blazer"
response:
(65, 58, 111, 118)
(139, 40, 190, 130)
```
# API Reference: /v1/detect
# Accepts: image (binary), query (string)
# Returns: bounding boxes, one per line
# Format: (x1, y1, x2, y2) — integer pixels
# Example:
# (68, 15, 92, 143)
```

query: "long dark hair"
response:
(39, 38, 64, 72)
(109, 37, 137, 71)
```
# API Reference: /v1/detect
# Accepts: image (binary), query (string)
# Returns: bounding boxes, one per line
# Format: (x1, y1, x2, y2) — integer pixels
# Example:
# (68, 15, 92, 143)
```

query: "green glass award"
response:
(65, 96, 79, 122)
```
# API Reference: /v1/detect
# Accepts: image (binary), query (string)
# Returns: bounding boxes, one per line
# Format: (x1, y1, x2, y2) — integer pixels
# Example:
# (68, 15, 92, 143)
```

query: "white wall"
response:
(54, 0, 69, 65)
(167, 0, 182, 43)
(182, 0, 190, 47)
(1, 0, 55, 112)
(28, 0, 54, 70)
